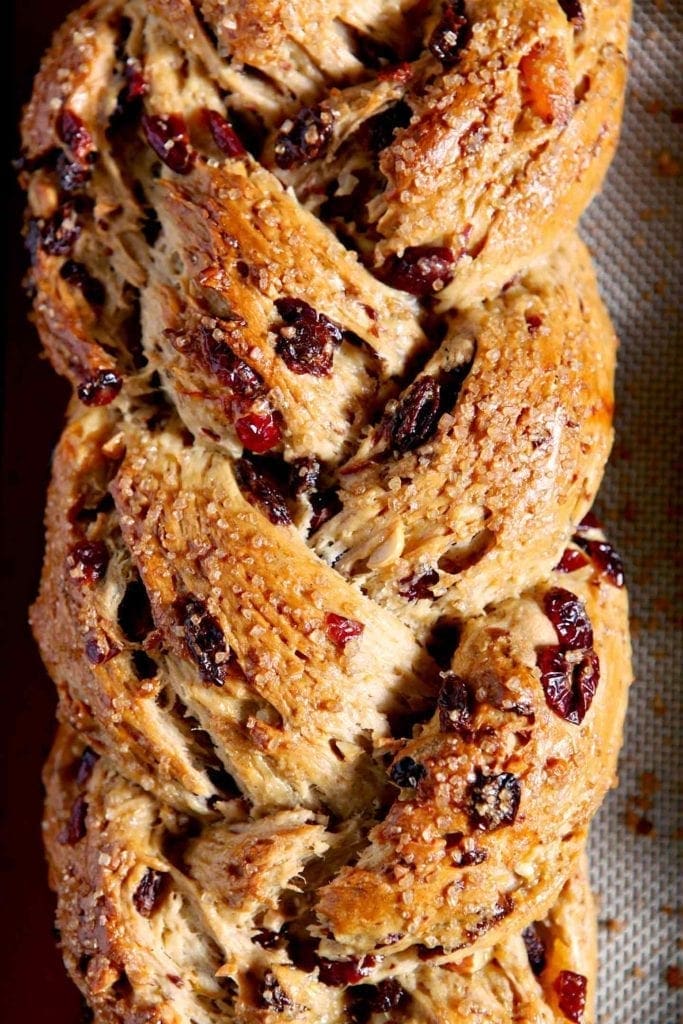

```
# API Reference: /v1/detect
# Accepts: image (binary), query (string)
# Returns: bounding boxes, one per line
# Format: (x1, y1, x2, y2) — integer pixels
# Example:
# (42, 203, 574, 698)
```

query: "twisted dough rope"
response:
(20, 0, 632, 1019)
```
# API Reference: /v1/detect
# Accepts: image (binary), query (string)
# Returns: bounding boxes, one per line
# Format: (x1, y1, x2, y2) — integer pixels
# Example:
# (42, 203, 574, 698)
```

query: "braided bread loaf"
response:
(19, 0, 632, 1020)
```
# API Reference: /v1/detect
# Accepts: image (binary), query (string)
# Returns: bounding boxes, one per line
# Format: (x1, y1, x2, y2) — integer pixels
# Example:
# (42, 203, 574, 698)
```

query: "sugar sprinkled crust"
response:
(19, 0, 631, 1020)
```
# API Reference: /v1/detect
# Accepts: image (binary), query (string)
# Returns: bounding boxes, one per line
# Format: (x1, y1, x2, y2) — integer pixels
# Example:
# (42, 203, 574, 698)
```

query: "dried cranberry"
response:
(554, 970, 587, 1022)
(75, 747, 99, 787)
(554, 547, 590, 574)
(437, 673, 474, 734)
(260, 972, 292, 1012)
(390, 376, 442, 453)
(123, 58, 148, 102)
(142, 113, 195, 174)
(56, 151, 91, 192)
(236, 457, 292, 525)
(68, 541, 109, 584)
(317, 955, 377, 987)
(117, 577, 154, 643)
(60, 260, 106, 306)
(204, 109, 246, 157)
(191, 324, 265, 398)
(273, 298, 343, 377)
(365, 99, 413, 152)
(558, 0, 585, 28)
(543, 588, 593, 650)
(325, 612, 364, 649)
(273, 105, 334, 169)
(379, 246, 454, 297)
(399, 567, 439, 601)
(522, 924, 547, 976)
(84, 633, 119, 665)
(389, 755, 427, 789)
(58, 794, 88, 845)
(235, 411, 282, 453)
(176, 595, 230, 686)
(574, 538, 625, 588)
(468, 769, 521, 831)
(56, 109, 95, 164)
(536, 645, 599, 725)
(77, 370, 122, 407)
(132, 868, 166, 917)
(429, 1, 470, 67)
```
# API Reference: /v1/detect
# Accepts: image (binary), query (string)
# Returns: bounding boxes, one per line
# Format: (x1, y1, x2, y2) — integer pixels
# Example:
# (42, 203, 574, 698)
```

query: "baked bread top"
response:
(21, 0, 632, 1016)
(44, 723, 598, 1024)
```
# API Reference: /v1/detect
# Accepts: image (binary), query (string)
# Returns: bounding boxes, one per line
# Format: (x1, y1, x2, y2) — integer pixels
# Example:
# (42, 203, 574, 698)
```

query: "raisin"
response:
(68, 540, 109, 584)
(260, 971, 292, 1012)
(347, 978, 409, 1022)
(536, 645, 599, 725)
(289, 456, 320, 496)
(379, 245, 454, 297)
(56, 109, 95, 164)
(131, 650, 158, 681)
(235, 411, 282, 453)
(176, 595, 230, 686)
(273, 298, 343, 377)
(390, 376, 442, 453)
(522, 924, 547, 976)
(29, 203, 82, 258)
(364, 99, 413, 152)
(554, 970, 587, 1022)
(204, 109, 246, 158)
(56, 151, 91, 192)
(309, 488, 342, 532)
(555, 547, 590, 574)
(399, 567, 439, 601)
(574, 538, 625, 588)
(274, 105, 334, 168)
(389, 756, 427, 789)
(558, 0, 585, 27)
(460, 846, 488, 865)
(75, 747, 99, 787)
(142, 113, 195, 174)
(317, 955, 377, 987)
(429, 1, 470, 67)
(236, 457, 292, 525)
(117, 577, 154, 643)
(77, 370, 122, 407)
(543, 587, 593, 650)
(60, 260, 106, 306)
(132, 868, 166, 917)
(468, 769, 521, 831)
(437, 673, 474, 734)
(58, 794, 88, 845)
(325, 612, 364, 649)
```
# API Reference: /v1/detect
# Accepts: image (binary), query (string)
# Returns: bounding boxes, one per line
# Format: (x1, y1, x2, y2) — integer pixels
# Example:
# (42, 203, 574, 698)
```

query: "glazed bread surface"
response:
(19, 0, 632, 1020)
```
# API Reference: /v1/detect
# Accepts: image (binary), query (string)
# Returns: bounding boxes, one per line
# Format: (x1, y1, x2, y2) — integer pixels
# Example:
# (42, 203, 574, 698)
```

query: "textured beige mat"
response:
(581, 1, 682, 1020)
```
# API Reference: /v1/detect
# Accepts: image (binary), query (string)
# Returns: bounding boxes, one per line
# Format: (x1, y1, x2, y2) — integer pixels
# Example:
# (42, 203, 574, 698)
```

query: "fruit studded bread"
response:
(45, 722, 599, 1024)
(19, 0, 632, 1020)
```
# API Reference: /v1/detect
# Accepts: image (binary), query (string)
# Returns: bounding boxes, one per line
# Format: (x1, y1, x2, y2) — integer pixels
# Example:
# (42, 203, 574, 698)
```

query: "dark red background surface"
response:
(3, 1, 83, 1019)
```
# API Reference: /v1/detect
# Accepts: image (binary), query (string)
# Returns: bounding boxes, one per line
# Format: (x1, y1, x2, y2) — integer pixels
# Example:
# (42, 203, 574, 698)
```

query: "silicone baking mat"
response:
(581, 1, 682, 1020)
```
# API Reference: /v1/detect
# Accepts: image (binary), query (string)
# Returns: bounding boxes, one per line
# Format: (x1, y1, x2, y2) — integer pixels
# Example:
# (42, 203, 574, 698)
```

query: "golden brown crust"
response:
(44, 724, 599, 1023)
(20, 0, 631, 1019)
